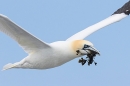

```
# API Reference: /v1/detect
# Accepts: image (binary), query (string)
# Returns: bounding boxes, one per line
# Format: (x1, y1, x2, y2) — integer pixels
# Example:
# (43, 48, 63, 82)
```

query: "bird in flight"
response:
(0, 1, 130, 70)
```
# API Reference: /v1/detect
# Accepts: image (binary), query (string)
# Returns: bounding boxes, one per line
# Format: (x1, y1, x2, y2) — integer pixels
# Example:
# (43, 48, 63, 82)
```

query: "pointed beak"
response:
(84, 46, 100, 56)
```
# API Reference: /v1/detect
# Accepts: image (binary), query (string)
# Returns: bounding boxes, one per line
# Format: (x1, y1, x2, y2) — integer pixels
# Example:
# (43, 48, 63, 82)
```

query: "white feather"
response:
(0, 1, 129, 70)
(66, 13, 127, 41)
(0, 14, 51, 54)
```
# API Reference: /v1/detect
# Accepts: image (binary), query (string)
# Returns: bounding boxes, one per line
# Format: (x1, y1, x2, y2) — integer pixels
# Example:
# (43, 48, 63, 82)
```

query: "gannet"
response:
(1, 1, 130, 70)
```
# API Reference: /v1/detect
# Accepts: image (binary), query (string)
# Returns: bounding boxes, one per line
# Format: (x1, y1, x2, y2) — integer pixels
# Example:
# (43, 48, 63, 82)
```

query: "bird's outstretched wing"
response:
(67, 1, 130, 41)
(0, 14, 51, 54)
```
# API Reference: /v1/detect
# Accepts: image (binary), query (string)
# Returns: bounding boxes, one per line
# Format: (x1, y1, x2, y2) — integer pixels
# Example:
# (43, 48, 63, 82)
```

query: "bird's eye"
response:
(84, 44, 89, 48)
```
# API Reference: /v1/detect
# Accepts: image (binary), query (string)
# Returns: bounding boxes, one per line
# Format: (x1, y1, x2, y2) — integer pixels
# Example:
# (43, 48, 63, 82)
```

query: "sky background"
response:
(0, 0, 130, 86)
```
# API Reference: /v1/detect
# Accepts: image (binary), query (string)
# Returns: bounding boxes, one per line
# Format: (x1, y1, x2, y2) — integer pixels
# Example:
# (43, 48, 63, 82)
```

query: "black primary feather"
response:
(112, 1, 130, 15)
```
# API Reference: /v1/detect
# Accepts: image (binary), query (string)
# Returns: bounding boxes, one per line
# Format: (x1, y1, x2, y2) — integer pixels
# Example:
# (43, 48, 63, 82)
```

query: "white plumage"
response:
(0, 1, 130, 70)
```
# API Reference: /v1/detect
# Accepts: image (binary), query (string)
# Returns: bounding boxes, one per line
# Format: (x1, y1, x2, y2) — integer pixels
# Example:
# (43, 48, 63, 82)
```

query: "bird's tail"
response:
(2, 63, 15, 71)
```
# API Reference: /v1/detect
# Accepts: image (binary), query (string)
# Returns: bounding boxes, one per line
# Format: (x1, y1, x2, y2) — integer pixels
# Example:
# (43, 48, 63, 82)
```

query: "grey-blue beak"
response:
(83, 46, 100, 56)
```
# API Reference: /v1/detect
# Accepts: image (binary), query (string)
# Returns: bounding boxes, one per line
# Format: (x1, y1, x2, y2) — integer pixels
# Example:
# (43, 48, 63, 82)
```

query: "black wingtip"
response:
(112, 1, 130, 15)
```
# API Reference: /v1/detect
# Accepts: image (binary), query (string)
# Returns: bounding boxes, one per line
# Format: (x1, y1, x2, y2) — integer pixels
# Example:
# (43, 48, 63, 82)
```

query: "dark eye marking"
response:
(84, 44, 90, 48)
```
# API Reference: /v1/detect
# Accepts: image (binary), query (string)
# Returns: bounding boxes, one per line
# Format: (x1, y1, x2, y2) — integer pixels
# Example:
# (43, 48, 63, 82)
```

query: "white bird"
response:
(1, 1, 130, 70)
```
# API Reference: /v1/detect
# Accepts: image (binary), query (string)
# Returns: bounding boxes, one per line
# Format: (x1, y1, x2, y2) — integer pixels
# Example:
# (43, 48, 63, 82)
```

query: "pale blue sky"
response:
(0, 0, 130, 86)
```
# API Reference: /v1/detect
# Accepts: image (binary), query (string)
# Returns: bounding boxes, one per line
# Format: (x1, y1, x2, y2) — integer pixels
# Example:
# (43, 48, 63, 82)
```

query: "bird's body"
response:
(1, 1, 130, 70)
(29, 41, 76, 69)
(4, 40, 90, 70)
(4, 41, 73, 69)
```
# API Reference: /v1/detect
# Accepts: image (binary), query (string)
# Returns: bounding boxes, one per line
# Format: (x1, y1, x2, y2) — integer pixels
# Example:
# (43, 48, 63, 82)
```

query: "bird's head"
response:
(71, 40, 100, 56)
